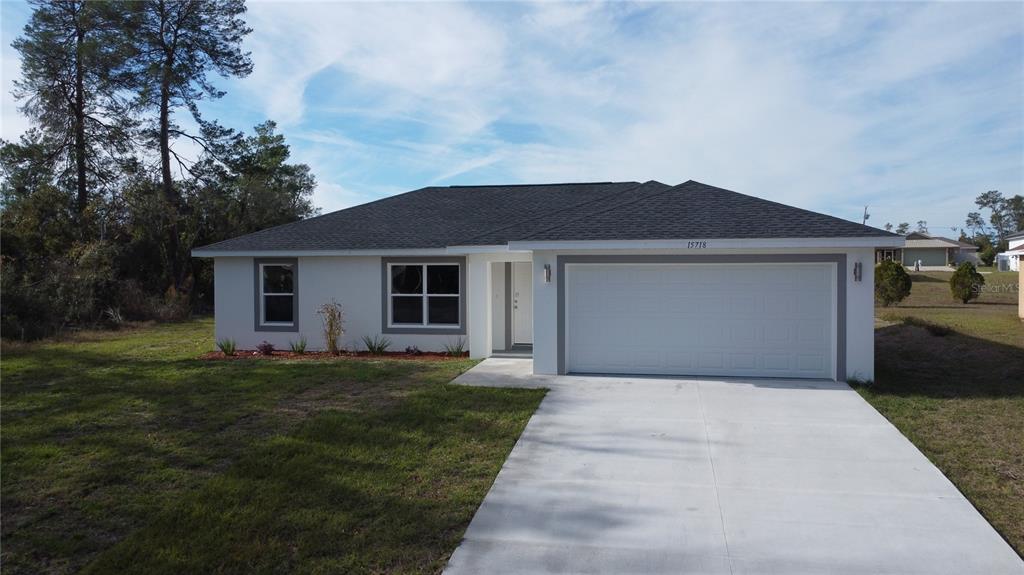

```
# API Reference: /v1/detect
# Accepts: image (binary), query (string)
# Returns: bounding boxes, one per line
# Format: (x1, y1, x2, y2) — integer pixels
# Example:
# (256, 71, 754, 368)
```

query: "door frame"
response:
(555, 254, 847, 380)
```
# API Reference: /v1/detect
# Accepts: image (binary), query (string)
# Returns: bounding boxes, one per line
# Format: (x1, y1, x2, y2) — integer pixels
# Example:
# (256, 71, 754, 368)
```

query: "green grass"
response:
(1, 319, 546, 574)
(859, 271, 1023, 554)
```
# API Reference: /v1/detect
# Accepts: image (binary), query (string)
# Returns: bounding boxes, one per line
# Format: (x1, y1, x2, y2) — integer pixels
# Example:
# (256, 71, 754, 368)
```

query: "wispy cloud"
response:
(2, 1, 1021, 231)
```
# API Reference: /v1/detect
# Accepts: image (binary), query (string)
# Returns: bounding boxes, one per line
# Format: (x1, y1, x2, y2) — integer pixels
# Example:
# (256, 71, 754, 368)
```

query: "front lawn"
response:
(1, 320, 546, 574)
(860, 271, 1023, 554)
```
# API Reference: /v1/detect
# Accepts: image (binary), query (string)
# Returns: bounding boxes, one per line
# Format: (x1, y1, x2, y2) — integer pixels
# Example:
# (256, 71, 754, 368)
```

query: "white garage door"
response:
(566, 263, 835, 379)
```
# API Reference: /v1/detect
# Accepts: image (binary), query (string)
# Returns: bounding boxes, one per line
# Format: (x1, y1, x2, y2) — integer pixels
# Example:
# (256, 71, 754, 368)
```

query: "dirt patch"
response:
(199, 350, 467, 362)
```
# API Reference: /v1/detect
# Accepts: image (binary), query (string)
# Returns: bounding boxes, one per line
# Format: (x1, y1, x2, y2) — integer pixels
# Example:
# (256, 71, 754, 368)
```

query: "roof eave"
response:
(508, 237, 905, 251)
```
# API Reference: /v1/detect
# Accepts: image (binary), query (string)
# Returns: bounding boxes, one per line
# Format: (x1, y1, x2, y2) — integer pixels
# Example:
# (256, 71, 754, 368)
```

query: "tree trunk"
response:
(73, 16, 88, 217)
(159, 59, 181, 290)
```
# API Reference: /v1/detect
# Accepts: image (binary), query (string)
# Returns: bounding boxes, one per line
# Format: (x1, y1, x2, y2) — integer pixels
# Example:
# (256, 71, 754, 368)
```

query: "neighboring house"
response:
(995, 229, 1024, 272)
(193, 180, 902, 381)
(875, 232, 979, 268)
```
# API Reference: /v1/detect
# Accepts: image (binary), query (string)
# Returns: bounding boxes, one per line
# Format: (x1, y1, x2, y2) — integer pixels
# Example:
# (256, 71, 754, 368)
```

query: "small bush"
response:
(405, 345, 421, 356)
(317, 300, 345, 354)
(874, 260, 912, 307)
(216, 338, 237, 356)
(257, 341, 275, 356)
(103, 306, 125, 327)
(846, 375, 874, 387)
(443, 337, 467, 357)
(289, 336, 307, 354)
(361, 334, 392, 355)
(950, 262, 984, 304)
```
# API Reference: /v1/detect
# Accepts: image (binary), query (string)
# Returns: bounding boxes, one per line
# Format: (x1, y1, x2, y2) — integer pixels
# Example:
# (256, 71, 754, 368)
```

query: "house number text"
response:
(687, 241, 708, 249)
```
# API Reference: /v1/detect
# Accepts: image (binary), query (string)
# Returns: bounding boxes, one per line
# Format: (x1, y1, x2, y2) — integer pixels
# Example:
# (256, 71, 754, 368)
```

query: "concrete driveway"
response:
(444, 359, 1023, 575)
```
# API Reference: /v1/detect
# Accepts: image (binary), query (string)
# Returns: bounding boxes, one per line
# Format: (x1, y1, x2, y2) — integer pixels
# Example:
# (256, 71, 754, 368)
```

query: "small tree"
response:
(875, 260, 912, 307)
(949, 262, 984, 304)
(317, 300, 344, 354)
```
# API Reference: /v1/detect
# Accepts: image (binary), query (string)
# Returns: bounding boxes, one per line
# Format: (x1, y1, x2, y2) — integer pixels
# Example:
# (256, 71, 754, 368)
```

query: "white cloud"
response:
(1, 1, 1021, 231)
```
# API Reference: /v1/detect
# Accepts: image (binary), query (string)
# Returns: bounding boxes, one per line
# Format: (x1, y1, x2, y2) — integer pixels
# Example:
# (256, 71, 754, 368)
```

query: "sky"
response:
(2, 1, 1022, 234)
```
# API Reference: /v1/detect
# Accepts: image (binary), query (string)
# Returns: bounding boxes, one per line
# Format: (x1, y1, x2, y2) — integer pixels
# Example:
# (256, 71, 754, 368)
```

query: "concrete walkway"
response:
(444, 359, 1023, 575)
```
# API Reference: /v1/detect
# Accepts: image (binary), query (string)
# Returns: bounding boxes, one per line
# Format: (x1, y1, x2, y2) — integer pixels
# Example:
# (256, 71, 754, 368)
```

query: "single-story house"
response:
(995, 229, 1024, 272)
(193, 180, 902, 382)
(875, 232, 978, 268)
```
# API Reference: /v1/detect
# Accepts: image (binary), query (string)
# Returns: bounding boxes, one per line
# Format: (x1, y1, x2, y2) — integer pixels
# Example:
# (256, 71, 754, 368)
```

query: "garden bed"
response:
(200, 349, 469, 361)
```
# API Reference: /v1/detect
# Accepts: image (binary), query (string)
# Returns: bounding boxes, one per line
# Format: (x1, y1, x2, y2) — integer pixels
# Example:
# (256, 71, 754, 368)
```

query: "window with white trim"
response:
(388, 263, 460, 327)
(260, 263, 295, 325)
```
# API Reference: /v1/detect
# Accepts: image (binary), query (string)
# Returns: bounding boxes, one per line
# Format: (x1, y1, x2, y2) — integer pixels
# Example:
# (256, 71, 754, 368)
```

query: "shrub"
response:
(257, 341, 275, 355)
(950, 262, 984, 304)
(317, 300, 345, 354)
(216, 338, 237, 356)
(443, 337, 467, 357)
(103, 306, 125, 327)
(874, 260, 912, 307)
(361, 334, 392, 355)
(405, 345, 421, 356)
(289, 336, 307, 354)
(978, 244, 996, 266)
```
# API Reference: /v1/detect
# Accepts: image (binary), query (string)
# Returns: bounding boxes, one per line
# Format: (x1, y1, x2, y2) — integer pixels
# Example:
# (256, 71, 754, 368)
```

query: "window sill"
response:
(382, 325, 466, 335)
(255, 323, 299, 333)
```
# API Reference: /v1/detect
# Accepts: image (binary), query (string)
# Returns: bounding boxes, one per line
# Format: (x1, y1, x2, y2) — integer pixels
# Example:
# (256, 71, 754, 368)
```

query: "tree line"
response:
(880, 191, 1024, 265)
(1, 0, 317, 340)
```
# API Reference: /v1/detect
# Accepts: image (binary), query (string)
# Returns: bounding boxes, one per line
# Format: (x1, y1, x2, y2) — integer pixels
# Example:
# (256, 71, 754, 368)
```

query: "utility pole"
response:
(862, 205, 870, 225)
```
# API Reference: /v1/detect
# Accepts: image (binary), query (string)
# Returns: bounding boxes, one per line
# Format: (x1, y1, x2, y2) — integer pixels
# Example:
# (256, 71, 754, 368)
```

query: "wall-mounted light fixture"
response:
(543, 264, 552, 283)
(853, 262, 863, 282)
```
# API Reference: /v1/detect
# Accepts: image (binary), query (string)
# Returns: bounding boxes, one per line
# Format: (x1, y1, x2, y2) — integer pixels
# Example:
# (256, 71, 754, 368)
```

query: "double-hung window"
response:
(388, 263, 461, 328)
(259, 262, 296, 328)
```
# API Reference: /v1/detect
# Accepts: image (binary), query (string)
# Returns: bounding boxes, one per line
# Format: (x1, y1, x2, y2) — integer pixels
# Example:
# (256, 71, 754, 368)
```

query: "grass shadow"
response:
(866, 323, 1024, 399)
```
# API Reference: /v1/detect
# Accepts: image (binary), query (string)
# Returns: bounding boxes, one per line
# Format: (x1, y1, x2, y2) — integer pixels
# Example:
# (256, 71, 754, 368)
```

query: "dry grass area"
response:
(858, 270, 1023, 555)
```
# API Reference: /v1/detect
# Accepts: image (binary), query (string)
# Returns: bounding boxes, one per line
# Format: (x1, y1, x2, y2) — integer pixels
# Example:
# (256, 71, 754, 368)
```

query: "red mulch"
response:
(199, 349, 468, 362)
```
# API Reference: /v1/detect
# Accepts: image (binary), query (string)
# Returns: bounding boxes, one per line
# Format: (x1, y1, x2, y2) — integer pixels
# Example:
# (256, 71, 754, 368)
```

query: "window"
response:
(388, 263, 460, 327)
(260, 263, 295, 326)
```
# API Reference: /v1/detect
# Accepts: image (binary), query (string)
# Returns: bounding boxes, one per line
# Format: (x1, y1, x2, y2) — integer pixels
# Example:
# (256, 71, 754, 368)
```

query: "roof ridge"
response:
(517, 180, 699, 241)
(458, 181, 653, 245)
(443, 181, 631, 189)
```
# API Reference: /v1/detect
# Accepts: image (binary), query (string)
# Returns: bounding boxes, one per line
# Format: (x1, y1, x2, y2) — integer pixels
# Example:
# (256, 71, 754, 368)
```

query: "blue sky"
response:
(2, 1, 1022, 233)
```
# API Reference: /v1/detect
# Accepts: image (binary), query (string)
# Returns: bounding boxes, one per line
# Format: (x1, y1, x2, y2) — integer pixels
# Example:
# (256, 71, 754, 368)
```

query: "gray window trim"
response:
(254, 258, 299, 332)
(381, 256, 467, 335)
(556, 254, 847, 381)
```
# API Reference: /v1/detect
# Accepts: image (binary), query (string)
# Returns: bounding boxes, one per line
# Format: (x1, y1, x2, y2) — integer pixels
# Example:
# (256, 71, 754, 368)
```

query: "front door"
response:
(512, 262, 533, 344)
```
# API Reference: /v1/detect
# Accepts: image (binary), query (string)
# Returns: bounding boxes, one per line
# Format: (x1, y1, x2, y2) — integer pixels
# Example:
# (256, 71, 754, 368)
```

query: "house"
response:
(995, 229, 1024, 272)
(875, 232, 979, 269)
(193, 180, 902, 381)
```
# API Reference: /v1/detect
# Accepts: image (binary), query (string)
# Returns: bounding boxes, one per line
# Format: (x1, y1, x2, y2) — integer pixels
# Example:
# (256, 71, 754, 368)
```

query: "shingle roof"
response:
(194, 179, 896, 253)
(520, 180, 896, 241)
(195, 182, 642, 252)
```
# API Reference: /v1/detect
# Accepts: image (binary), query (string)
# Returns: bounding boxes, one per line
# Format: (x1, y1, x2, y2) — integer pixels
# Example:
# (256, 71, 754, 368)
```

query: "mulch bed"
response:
(200, 350, 468, 362)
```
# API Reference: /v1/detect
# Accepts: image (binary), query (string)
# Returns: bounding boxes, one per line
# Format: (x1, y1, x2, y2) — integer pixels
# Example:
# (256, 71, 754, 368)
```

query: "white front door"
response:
(512, 262, 533, 344)
(565, 263, 835, 379)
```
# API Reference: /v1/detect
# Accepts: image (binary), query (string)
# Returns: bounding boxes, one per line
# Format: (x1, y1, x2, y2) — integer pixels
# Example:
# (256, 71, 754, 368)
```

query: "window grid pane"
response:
(263, 295, 294, 323)
(391, 265, 423, 294)
(427, 296, 459, 325)
(426, 265, 459, 294)
(392, 295, 424, 324)
(263, 265, 294, 294)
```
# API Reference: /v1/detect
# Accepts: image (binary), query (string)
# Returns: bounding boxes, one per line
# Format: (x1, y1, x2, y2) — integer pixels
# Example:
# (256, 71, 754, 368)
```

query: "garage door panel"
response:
(567, 263, 835, 379)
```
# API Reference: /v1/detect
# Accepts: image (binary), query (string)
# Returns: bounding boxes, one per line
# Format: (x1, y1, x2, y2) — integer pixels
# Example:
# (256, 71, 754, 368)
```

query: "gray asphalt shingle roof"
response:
(194, 180, 895, 253)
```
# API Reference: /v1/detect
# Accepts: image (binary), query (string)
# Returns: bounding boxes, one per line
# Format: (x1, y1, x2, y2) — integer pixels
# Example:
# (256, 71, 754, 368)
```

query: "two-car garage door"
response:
(566, 263, 836, 379)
